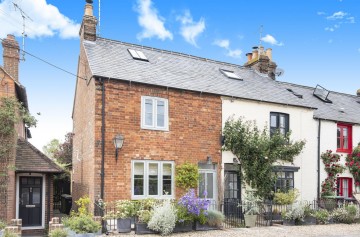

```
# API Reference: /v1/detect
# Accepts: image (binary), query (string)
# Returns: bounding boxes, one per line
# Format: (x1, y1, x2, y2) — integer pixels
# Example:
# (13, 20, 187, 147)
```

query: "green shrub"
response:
(2, 229, 19, 237)
(0, 220, 6, 230)
(206, 210, 225, 227)
(147, 199, 177, 235)
(313, 209, 329, 224)
(331, 204, 359, 224)
(175, 163, 199, 190)
(49, 228, 68, 237)
(273, 189, 299, 205)
(71, 196, 91, 217)
(67, 215, 101, 234)
(137, 210, 152, 224)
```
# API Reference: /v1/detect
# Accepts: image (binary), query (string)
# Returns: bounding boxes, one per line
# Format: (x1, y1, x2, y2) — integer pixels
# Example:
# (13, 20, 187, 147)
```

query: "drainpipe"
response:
(100, 78, 105, 200)
(317, 119, 321, 201)
(47, 175, 51, 228)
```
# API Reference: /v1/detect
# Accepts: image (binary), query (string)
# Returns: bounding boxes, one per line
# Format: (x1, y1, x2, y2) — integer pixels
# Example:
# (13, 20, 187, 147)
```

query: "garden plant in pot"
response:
(135, 199, 157, 234)
(313, 209, 330, 224)
(114, 200, 136, 233)
(241, 190, 261, 228)
(281, 202, 305, 226)
(302, 204, 316, 225)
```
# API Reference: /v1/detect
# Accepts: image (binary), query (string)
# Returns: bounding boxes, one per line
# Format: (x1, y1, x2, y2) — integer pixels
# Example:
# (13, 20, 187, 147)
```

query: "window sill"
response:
(336, 149, 352, 154)
(141, 126, 169, 132)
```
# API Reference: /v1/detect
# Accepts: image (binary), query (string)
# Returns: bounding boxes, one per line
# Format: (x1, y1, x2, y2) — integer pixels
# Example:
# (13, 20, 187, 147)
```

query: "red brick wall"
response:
(94, 80, 222, 202)
(71, 42, 96, 207)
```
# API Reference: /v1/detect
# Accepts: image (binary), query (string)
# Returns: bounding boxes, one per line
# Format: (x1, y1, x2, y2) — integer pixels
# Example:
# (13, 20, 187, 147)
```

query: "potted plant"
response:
(173, 205, 193, 233)
(65, 214, 101, 237)
(302, 204, 316, 225)
(206, 210, 225, 229)
(147, 199, 177, 235)
(281, 202, 305, 226)
(313, 209, 330, 224)
(177, 189, 211, 231)
(135, 199, 158, 235)
(241, 190, 261, 228)
(114, 200, 135, 233)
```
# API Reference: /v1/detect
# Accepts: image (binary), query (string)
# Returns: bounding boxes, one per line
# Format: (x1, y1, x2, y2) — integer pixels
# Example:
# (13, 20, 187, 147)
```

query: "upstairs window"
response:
(220, 69, 242, 80)
(141, 96, 169, 131)
(128, 49, 149, 61)
(270, 112, 289, 137)
(337, 123, 352, 153)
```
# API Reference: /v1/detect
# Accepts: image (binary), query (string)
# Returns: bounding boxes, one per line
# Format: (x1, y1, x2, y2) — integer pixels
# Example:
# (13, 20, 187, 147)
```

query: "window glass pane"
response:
(134, 163, 144, 195)
(21, 178, 27, 185)
(156, 101, 165, 127)
(28, 178, 34, 185)
(157, 114, 164, 127)
(21, 188, 29, 205)
(280, 128, 286, 135)
(337, 127, 341, 138)
(199, 173, 206, 198)
(344, 137, 348, 149)
(145, 99, 153, 126)
(343, 128, 348, 137)
(35, 178, 41, 185)
(280, 116, 285, 128)
(270, 115, 277, 128)
(32, 188, 41, 204)
(163, 164, 172, 195)
(337, 137, 341, 149)
(206, 173, 214, 199)
(149, 163, 158, 195)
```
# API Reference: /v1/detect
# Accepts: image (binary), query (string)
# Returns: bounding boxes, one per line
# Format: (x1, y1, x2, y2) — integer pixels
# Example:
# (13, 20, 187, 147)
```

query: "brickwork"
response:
(91, 80, 222, 202)
(1, 35, 19, 81)
(71, 41, 96, 205)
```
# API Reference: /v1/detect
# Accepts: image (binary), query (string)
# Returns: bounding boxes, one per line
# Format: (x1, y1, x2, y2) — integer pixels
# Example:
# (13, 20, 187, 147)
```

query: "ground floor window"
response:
(132, 160, 174, 199)
(198, 163, 217, 207)
(273, 166, 299, 192)
(337, 177, 353, 198)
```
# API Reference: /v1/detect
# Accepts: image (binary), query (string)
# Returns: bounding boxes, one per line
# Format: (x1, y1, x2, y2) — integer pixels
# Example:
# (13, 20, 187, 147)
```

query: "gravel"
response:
(106, 224, 360, 237)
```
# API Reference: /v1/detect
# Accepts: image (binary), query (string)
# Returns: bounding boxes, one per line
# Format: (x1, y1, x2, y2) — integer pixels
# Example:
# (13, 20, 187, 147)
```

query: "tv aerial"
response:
(13, 2, 33, 61)
(275, 68, 285, 77)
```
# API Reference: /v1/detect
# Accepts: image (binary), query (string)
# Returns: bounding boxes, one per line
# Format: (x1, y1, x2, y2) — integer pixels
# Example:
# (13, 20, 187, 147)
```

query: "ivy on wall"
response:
(223, 118, 306, 199)
(175, 163, 199, 190)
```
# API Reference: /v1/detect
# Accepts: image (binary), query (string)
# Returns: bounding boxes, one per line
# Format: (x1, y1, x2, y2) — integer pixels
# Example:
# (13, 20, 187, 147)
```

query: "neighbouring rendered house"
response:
(72, 1, 333, 209)
(0, 35, 62, 235)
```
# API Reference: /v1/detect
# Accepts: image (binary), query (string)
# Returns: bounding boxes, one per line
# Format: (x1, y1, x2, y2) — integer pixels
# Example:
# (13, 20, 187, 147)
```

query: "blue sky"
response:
(0, 0, 359, 150)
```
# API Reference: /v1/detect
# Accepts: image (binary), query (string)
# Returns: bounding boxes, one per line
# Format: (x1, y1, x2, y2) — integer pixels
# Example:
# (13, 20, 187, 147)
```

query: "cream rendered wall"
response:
(222, 97, 318, 201)
(319, 121, 360, 193)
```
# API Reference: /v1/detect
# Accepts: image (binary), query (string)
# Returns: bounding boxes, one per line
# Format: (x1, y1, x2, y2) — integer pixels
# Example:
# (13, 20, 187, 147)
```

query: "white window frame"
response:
(198, 168, 217, 209)
(131, 160, 175, 199)
(141, 96, 169, 131)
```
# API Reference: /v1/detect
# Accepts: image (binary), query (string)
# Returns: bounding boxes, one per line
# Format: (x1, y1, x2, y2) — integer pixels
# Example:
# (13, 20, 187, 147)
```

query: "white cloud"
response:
(213, 38, 242, 59)
(135, 0, 173, 41)
(327, 11, 347, 20)
(347, 17, 355, 24)
(317, 11, 326, 15)
(261, 34, 284, 46)
(227, 49, 242, 58)
(325, 27, 335, 32)
(176, 10, 205, 47)
(213, 39, 229, 49)
(0, 0, 80, 39)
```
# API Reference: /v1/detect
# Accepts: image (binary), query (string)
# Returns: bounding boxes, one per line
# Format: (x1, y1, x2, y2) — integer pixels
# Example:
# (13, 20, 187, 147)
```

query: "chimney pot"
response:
(252, 49, 258, 60)
(246, 53, 252, 62)
(357, 89, 360, 96)
(266, 48, 273, 61)
(259, 46, 264, 55)
(84, 3, 93, 16)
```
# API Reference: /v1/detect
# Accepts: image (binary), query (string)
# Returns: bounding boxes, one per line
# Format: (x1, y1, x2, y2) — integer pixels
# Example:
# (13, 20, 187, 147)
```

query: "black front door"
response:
(224, 164, 241, 217)
(19, 177, 42, 226)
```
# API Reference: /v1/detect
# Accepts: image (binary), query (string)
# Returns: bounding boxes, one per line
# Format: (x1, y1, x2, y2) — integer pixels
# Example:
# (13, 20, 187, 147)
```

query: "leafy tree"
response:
(53, 132, 73, 165)
(223, 118, 305, 199)
(42, 139, 60, 159)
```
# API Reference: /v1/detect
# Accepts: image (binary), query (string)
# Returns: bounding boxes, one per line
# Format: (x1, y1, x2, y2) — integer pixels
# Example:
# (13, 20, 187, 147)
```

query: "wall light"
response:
(113, 134, 124, 162)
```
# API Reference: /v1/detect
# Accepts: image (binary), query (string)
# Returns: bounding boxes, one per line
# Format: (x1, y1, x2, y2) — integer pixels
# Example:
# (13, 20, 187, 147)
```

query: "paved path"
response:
(106, 224, 360, 237)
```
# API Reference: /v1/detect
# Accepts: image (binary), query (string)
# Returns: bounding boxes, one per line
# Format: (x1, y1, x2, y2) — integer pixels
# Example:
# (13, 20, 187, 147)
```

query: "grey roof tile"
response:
(279, 82, 360, 124)
(83, 38, 313, 109)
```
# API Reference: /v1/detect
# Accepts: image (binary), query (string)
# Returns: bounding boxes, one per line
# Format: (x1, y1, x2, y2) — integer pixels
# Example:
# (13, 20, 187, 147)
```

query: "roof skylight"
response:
(287, 88, 303, 99)
(128, 49, 149, 61)
(220, 69, 242, 80)
(313, 84, 332, 103)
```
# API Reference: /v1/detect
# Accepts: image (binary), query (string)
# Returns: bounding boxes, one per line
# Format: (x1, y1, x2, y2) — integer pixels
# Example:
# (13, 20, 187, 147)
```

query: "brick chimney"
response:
(79, 0, 97, 41)
(2, 34, 20, 81)
(244, 46, 277, 80)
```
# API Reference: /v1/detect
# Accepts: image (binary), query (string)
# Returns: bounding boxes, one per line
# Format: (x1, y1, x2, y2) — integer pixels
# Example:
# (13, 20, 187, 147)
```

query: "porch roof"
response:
(15, 138, 63, 173)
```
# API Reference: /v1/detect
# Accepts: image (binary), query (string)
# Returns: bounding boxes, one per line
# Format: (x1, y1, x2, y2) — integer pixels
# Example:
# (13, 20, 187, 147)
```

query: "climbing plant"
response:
(223, 118, 306, 199)
(345, 143, 360, 188)
(175, 162, 199, 190)
(320, 150, 345, 197)
(0, 96, 37, 200)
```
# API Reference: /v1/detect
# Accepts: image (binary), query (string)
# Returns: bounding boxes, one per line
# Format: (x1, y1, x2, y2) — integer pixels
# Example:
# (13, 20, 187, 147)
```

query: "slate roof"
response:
(16, 138, 62, 173)
(83, 38, 313, 109)
(279, 82, 360, 124)
(83, 37, 360, 124)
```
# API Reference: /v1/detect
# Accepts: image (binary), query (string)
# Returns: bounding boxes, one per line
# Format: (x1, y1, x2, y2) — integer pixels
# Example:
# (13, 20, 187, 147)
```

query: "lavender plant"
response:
(178, 189, 210, 224)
